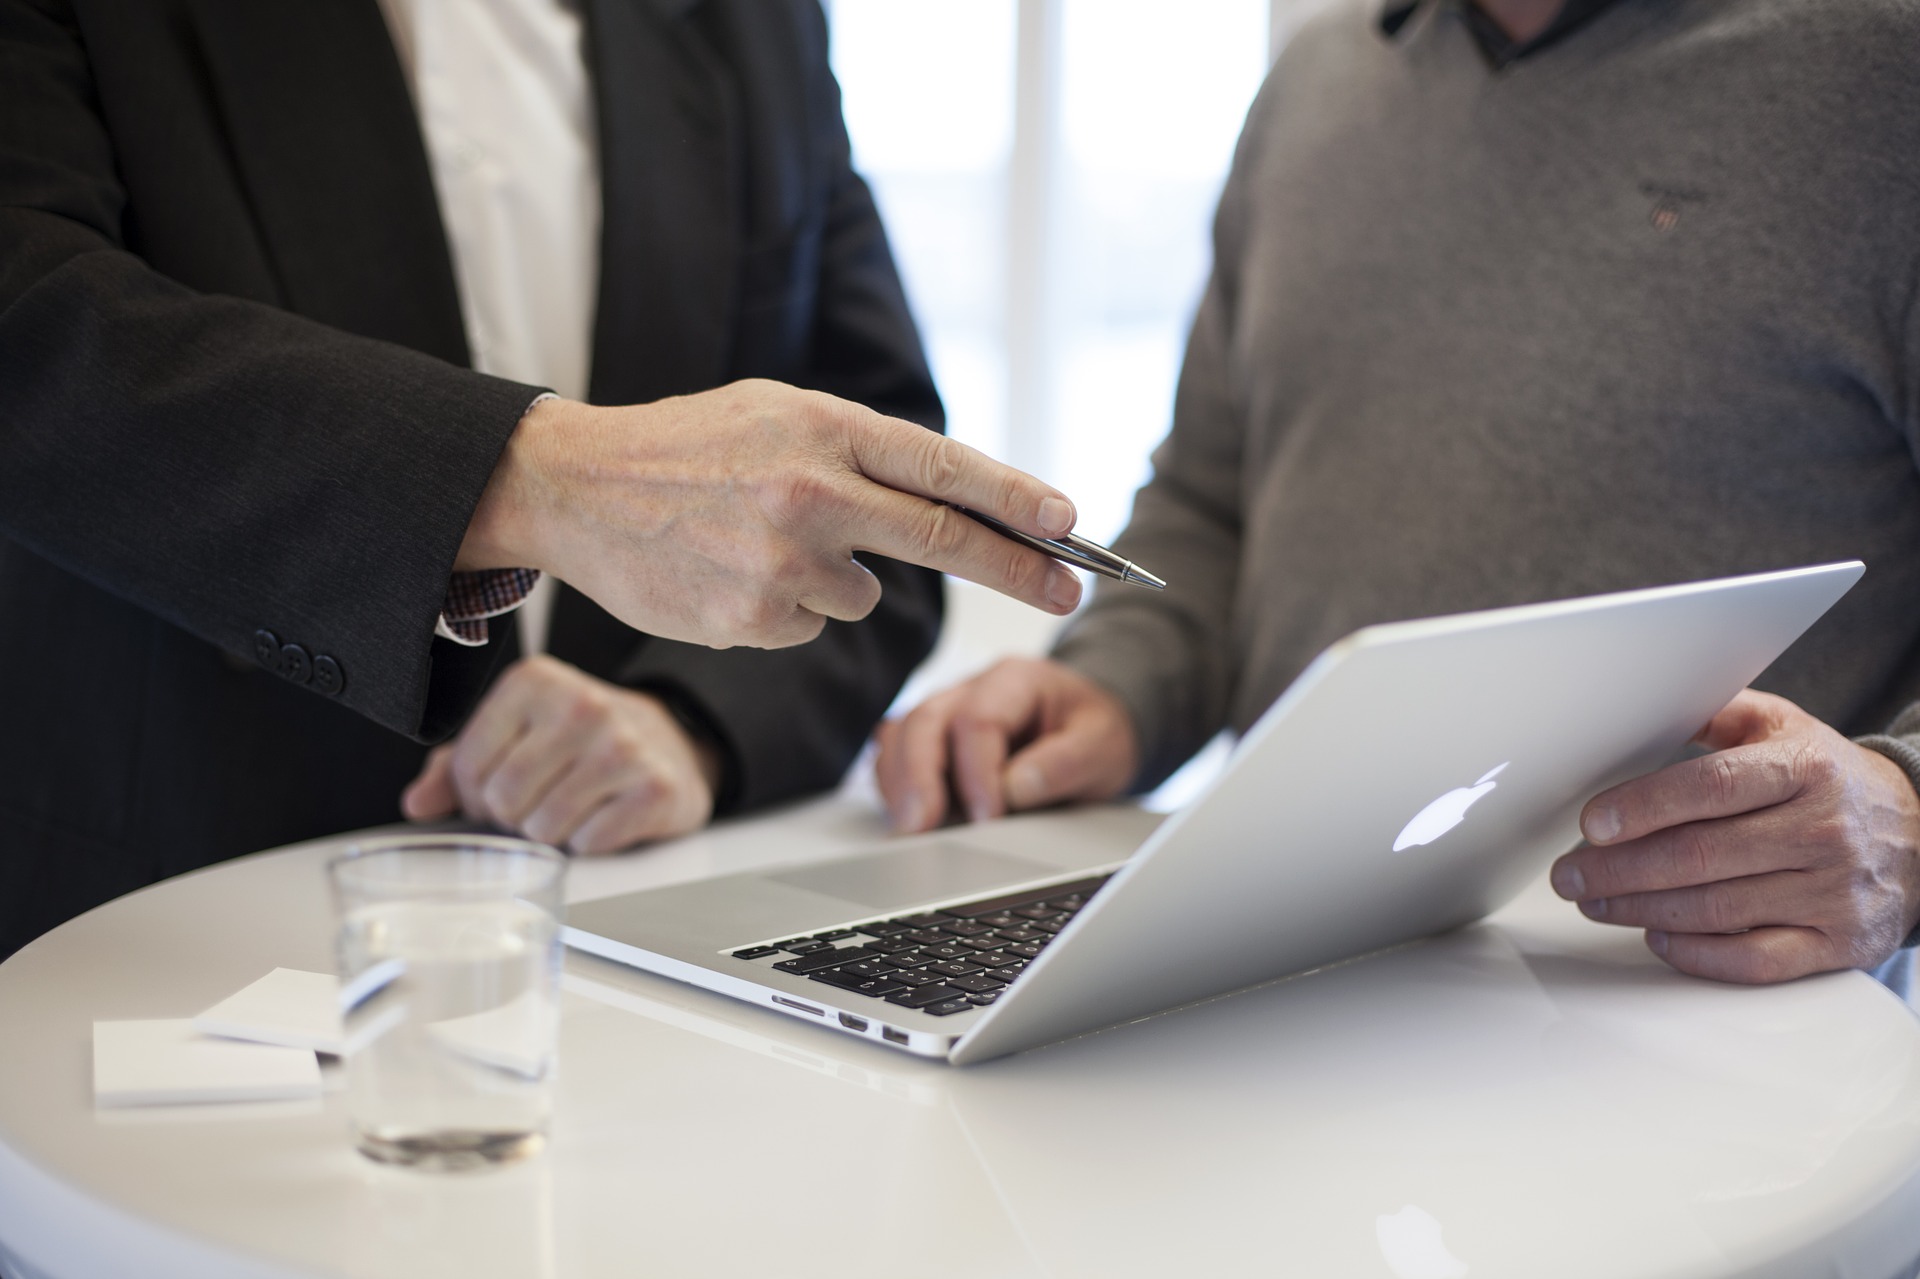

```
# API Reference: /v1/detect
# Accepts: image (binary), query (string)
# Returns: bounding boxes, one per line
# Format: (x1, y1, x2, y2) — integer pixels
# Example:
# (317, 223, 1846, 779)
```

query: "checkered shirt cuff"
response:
(436, 568, 541, 647)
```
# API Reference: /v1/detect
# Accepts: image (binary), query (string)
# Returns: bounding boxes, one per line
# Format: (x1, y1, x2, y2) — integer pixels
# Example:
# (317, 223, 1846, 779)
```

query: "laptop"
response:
(566, 562, 1863, 1065)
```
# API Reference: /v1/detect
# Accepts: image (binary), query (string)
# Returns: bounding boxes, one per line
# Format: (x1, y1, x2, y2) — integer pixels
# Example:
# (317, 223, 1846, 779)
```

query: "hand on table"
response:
(401, 656, 720, 855)
(875, 657, 1139, 833)
(1551, 688, 1920, 982)
(457, 382, 1084, 650)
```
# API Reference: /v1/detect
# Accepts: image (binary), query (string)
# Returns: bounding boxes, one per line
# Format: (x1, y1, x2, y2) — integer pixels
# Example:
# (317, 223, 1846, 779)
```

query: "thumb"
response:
(1002, 719, 1120, 812)
(1693, 688, 1787, 752)
(402, 746, 458, 820)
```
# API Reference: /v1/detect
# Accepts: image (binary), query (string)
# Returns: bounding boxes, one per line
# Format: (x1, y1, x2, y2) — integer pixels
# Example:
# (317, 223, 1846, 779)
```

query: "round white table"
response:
(3, 789, 1920, 1279)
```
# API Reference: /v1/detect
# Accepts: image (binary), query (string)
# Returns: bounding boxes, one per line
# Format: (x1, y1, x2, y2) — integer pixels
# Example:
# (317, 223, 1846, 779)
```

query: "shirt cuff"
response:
(434, 391, 558, 647)
(436, 567, 542, 647)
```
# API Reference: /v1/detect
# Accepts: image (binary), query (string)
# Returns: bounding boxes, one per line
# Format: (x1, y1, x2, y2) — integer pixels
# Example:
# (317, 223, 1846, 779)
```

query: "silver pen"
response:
(956, 507, 1167, 591)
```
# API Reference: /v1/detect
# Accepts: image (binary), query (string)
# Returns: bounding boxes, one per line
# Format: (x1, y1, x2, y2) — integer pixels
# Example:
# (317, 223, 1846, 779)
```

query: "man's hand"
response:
(458, 382, 1085, 650)
(401, 656, 720, 855)
(1550, 688, 1920, 982)
(874, 657, 1139, 833)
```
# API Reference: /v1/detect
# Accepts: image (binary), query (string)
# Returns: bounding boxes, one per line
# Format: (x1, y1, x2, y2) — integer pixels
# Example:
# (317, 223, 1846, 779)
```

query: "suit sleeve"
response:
(612, 2, 944, 814)
(1048, 86, 1271, 792)
(0, 0, 540, 742)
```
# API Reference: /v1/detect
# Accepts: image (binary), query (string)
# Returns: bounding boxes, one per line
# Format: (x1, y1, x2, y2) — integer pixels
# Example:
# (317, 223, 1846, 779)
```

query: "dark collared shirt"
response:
(1381, 0, 1626, 66)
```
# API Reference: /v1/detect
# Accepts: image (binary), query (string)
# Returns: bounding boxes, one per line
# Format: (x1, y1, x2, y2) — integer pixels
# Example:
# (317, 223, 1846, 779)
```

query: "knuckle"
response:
(1664, 826, 1719, 885)
(1698, 882, 1740, 934)
(604, 733, 646, 773)
(915, 503, 970, 560)
(916, 433, 965, 495)
(1702, 754, 1743, 811)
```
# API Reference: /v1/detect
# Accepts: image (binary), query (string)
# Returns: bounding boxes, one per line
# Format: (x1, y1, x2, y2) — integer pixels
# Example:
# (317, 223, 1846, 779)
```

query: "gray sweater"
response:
(1056, 0, 1920, 792)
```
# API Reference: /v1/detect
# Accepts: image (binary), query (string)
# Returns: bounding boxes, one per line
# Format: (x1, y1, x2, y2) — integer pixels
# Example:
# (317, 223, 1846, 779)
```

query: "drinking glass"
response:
(329, 834, 566, 1171)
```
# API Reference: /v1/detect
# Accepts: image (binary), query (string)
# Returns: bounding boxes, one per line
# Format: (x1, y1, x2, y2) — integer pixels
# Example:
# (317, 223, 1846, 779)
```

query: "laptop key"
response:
(921, 998, 975, 1017)
(773, 946, 871, 974)
(883, 950, 936, 968)
(886, 984, 969, 1009)
(731, 946, 780, 960)
(943, 975, 1005, 994)
(923, 960, 984, 979)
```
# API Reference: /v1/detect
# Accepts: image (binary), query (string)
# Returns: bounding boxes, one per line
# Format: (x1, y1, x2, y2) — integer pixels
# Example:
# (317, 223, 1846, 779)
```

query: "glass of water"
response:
(329, 834, 566, 1171)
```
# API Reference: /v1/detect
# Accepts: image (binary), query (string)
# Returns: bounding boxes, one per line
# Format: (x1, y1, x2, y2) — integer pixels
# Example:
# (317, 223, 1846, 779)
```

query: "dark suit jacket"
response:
(0, 0, 944, 957)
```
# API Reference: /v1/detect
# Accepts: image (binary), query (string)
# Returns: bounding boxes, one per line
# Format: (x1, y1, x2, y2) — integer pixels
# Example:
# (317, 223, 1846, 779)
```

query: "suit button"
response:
(253, 629, 280, 667)
(312, 655, 344, 696)
(278, 643, 312, 684)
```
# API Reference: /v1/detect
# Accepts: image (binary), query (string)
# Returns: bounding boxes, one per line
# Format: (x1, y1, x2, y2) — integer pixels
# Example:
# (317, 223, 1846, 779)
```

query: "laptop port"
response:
(882, 1026, 910, 1045)
(772, 996, 824, 1016)
(838, 1013, 869, 1032)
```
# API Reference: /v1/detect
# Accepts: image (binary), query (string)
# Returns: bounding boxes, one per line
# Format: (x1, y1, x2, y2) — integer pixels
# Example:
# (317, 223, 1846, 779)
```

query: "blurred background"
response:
(827, 0, 1309, 545)
(826, 0, 1319, 793)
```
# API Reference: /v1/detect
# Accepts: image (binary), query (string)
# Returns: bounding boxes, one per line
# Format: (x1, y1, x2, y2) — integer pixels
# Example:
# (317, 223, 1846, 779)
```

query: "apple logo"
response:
(1375, 1204, 1468, 1278)
(1392, 763, 1508, 852)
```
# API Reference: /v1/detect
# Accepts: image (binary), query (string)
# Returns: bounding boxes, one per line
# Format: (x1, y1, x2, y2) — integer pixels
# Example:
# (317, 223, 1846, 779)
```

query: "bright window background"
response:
(830, 0, 1279, 543)
(830, 0, 1310, 800)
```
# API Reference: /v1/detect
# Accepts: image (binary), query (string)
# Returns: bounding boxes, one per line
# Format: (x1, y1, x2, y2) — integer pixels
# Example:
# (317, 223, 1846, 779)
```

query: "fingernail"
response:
(1583, 805, 1621, 843)
(1647, 930, 1669, 956)
(1037, 497, 1075, 537)
(1579, 897, 1608, 920)
(1005, 762, 1045, 809)
(1551, 863, 1584, 899)
(1045, 566, 1082, 610)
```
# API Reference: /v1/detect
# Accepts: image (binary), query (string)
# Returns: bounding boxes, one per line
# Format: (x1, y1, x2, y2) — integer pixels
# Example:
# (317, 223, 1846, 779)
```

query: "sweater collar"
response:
(1379, 0, 1626, 66)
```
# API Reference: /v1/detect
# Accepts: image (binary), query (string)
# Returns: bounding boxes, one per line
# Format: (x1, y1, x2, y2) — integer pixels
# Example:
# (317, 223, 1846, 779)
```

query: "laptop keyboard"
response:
(726, 874, 1112, 1018)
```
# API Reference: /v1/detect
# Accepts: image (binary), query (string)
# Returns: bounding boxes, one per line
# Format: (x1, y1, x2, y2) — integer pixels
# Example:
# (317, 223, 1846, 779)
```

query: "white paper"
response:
(93, 1020, 322, 1108)
(193, 967, 345, 1054)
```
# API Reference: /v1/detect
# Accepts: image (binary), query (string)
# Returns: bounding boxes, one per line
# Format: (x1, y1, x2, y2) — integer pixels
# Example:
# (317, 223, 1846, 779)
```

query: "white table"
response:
(4, 788, 1920, 1279)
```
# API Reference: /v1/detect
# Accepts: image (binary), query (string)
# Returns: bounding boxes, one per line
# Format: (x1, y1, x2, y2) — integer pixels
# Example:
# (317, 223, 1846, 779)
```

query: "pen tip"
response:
(1129, 567, 1168, 591)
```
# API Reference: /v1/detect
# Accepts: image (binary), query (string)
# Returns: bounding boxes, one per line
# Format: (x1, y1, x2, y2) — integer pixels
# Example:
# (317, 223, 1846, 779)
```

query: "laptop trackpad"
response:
(768, 841, 1055, 912)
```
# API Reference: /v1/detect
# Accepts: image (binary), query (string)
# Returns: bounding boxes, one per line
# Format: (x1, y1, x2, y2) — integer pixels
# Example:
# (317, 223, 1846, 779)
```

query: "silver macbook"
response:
(566, 562, 1863, 1064)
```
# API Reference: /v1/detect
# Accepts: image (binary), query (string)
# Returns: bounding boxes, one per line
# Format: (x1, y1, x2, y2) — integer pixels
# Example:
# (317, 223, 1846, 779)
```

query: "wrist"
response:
(456, 395, 583, 573)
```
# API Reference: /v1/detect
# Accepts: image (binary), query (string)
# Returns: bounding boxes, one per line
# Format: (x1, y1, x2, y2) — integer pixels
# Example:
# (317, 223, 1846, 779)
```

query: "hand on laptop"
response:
(875, 657, 1139, 832)
(401, 656, 719, 854)
(1550, 688, 1920, 982)
(457, 383, 1084, 651)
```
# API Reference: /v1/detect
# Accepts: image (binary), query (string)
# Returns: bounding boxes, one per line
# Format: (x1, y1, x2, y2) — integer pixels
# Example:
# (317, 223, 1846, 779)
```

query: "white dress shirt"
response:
(378, 0, 601, 654)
